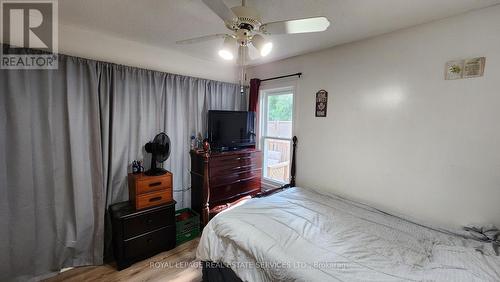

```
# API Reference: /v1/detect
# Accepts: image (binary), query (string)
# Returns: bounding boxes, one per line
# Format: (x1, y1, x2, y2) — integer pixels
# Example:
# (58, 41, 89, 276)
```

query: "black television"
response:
(208, 110, 256, 151)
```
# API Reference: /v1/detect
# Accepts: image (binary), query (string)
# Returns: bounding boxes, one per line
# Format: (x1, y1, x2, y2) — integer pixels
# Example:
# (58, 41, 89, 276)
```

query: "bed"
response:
(197, 187, 500, 281)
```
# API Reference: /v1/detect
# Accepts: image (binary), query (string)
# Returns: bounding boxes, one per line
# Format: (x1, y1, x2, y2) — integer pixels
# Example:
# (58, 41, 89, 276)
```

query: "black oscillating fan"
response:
(145, 132, 171, 176)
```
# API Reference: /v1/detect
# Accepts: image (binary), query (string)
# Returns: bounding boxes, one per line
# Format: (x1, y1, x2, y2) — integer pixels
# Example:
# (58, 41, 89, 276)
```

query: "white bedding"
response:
(196, 187, 500, 281)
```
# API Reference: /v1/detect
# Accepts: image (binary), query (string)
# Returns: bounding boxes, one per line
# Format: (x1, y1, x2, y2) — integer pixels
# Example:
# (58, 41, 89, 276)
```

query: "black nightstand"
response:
(109, 200, 176, 270)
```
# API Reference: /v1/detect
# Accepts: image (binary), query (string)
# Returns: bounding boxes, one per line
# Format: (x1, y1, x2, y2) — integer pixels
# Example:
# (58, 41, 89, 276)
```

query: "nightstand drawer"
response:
(136, 174, 172, 194)
(123, 225, 175, 261)
(123, 204, 175, 239)
(136, 189, 172, 210)
(110, 200, 177, 270)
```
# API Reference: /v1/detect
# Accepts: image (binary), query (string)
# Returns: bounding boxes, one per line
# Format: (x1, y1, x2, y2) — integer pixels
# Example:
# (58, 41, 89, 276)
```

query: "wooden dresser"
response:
(109, 200, 176, 270)
(128, 172, 173, 210)
(190, 149, 262, 226)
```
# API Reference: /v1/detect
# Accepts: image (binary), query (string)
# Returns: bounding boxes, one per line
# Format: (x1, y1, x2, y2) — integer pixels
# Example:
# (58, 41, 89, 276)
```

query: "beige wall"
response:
(249, 6, 500, 228)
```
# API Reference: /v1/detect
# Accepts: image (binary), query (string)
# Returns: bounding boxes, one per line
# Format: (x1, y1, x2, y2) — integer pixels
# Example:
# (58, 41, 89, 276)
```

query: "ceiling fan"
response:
(176, 0, 331, 64)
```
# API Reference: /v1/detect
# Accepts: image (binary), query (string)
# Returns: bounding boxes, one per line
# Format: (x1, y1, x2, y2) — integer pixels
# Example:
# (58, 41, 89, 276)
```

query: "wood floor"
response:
(44, 238, 201, 282)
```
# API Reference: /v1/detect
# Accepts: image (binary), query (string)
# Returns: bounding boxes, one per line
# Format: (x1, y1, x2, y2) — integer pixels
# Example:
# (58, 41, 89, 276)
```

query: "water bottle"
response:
(190, 135, 196, 151)
(132, 161, 139, 174)
(196, 133, 203, 149)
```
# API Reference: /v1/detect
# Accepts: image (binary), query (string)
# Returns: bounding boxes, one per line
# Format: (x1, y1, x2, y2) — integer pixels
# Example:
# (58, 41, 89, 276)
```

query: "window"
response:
(259, 87, 294, 185)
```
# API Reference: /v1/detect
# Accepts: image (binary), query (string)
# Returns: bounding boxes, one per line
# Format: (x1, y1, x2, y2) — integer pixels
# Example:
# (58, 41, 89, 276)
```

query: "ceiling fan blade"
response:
(260, 17, 330, 34)
(176, 34, 227, 45)
(202, 0, 238, 23)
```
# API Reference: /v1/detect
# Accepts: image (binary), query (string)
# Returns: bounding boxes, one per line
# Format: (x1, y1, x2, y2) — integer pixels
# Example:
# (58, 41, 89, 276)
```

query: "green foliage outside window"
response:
(268, 94, 293, 121)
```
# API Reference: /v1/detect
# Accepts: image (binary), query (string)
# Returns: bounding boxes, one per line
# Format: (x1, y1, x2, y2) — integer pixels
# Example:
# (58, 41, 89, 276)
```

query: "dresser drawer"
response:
(210, 154, 262, 177)
(210, 175, 261, 204)
(210, 151, 261, 167)
(123, 205, 175, 239)
(123, 225, 175, 261)
(136, 174, 172, 195)
(210, 161, 260, 178)
(210, 169, 262, 188)
(136, 189, 172, 210)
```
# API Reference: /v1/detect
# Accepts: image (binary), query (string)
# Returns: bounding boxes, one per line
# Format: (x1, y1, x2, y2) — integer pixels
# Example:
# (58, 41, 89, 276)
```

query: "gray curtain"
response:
(0, 56, 105, 281)
(0, 53, 247, 281)
(98, 64, 247, 208)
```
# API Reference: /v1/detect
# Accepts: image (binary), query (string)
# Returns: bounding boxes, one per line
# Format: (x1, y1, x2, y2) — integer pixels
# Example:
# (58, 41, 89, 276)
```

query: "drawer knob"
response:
(147, 238, 153, 243)
(147, 218, 153, 224)
(233, 164, 252, 170)
(236, 156, 251, 161)
(149, 182, 162, 187)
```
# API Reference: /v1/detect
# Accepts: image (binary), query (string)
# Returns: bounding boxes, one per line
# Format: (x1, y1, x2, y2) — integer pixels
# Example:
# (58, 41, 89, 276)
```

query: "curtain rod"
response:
(260, 72, 302, 82)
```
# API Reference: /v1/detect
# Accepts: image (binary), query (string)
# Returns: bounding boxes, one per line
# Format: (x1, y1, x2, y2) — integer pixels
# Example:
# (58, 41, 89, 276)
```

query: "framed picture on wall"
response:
(315, 90, 328, 117)
(463, 57, 486, 78)
(445, 60, 464, 80)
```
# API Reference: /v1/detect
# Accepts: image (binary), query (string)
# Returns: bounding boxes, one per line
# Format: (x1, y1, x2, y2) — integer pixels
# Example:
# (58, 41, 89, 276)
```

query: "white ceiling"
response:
(59, 0, 500, 66)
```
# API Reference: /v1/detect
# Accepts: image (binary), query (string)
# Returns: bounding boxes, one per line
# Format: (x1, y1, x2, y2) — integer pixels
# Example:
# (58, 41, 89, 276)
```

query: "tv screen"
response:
(208, 110, 256, 151)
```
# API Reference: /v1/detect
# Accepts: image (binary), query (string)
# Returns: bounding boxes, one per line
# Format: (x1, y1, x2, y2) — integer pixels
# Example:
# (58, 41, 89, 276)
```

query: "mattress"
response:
(196, 187, 500, 281)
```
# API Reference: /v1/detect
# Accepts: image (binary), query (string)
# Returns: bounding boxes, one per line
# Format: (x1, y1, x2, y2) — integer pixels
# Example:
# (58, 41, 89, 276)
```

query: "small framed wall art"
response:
(463, 57, 486, 78)
(445, 60, 464, 80)
(445, 57, 485, 80)
(315, 89, 328, 117)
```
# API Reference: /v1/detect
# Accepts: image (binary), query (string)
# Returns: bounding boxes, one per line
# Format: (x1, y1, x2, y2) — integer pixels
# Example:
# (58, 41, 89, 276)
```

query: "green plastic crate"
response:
(175, 208, 200, 245)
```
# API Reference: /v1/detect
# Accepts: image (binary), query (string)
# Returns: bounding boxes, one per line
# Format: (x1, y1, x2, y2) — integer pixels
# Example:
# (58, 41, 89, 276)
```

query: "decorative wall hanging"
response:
(445, 60, 464, 80)
(445, 57, 485, 80)
(315, 90, 328, 117)
(463, 57, 486, 78)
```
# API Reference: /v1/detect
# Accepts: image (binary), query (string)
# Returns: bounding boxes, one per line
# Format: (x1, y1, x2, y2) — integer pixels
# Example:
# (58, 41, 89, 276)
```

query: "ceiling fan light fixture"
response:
(218, 49, 234, 60)
(218, 37, 235, 60)
(252, 34, 273, 57)
(181, 1, 331, 64)
(260, 42, 273, 56)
